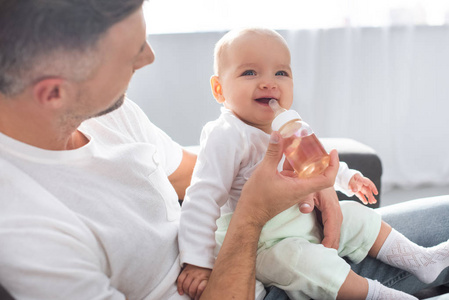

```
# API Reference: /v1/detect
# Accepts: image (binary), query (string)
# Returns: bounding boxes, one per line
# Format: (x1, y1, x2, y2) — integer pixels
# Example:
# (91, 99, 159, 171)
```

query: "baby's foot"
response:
(387, 239, 449, 284)
(367, 279, 417, 300)
(377, 230, 449, 284)
(415, 240, 449, 284)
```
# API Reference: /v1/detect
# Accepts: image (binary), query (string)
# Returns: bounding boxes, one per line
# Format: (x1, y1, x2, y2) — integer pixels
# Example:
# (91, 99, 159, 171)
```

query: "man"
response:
(0, 1, 448, 300)
(0, 1, 340, 299)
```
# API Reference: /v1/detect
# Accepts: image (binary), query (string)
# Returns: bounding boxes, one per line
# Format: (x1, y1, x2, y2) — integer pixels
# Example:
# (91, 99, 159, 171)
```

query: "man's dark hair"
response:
(0, 0, 145, 95)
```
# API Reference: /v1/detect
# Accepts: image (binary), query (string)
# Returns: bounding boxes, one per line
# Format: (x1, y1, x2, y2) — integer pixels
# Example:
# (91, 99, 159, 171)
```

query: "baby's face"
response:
(219, 32, 293, 133)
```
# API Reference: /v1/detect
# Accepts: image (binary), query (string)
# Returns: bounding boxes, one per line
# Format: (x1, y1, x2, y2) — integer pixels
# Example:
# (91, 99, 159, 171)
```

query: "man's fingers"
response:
(328, 149, 339, 167)
(262, 131, 284, 169)
(299, 199, 315, 214)
(322, 227, 340, 249)
(306, 150, 339, 193)
(323, 150, 339, 183)
(320, 206, 341, 249)
(322, 236, 338, 249)
(280, 169, 297, 177)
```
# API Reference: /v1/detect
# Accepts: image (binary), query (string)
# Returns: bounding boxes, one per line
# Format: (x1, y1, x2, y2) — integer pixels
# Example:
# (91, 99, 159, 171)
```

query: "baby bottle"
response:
(269, 99, 330, 178)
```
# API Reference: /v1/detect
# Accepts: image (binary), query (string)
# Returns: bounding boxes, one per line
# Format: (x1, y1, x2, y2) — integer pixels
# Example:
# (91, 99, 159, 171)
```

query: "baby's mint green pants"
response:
(216, 201, 382, 300)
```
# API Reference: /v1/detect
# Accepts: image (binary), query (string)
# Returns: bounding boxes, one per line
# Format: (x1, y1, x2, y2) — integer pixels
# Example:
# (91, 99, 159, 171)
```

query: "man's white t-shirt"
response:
(0, 99, 189, 300)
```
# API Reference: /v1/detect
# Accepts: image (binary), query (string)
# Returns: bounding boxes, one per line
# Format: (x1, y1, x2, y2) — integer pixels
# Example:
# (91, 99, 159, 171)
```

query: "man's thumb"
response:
(264, 131, 284, 167)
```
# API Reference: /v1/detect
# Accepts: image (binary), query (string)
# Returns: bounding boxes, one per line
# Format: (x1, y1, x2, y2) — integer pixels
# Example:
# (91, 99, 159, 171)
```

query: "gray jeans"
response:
(264, 195, 449, 299)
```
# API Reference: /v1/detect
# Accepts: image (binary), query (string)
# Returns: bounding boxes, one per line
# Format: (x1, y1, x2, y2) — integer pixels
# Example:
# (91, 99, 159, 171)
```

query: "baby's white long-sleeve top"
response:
(178, 108, 359, 269)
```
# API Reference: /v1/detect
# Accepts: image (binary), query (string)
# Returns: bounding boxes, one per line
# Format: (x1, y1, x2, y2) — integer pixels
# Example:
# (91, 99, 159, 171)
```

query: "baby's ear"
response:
(210, 75, 225, 103)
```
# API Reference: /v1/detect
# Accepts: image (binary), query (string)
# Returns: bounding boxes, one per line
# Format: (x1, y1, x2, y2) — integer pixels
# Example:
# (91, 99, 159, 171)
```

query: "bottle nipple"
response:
(270, 99, 302, 132)
(269, 99, 286, 117)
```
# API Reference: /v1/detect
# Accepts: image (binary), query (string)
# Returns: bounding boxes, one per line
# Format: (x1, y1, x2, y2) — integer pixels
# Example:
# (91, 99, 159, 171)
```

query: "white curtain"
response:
(127, 26, 449, 192)
(144, 0, 449, 34)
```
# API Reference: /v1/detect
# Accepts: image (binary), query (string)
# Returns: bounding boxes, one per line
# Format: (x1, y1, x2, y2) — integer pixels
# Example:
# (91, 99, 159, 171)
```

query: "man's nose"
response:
(135, 42, 155, 70)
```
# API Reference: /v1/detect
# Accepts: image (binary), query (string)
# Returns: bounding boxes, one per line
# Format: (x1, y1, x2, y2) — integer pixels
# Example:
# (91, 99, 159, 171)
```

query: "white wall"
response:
(127, 26, 449, 191)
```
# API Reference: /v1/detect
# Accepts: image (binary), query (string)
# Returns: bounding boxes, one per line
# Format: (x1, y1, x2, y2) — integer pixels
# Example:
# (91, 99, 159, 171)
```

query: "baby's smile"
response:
(255, 97, 277, 105)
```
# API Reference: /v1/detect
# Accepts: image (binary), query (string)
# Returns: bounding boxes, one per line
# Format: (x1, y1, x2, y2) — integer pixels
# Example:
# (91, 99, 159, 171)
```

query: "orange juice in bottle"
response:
(269, 99, 329, 178)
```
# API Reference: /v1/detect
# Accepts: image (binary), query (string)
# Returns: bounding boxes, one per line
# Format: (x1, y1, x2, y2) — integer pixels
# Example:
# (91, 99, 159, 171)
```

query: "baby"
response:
(177, 28, 449, 300)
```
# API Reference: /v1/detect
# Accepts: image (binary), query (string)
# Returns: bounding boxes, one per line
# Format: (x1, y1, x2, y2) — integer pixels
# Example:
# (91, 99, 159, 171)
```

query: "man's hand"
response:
(177, 264, 211, 300)
(311, 187, 343, 249)
(239, 132, 340, 228)
(348, 173, 378, 205)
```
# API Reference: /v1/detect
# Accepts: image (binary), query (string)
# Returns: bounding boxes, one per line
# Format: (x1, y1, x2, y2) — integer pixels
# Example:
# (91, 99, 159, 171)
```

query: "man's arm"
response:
(168, 148, 197, 200)
(202, 203, 262, 299)
(201, 132, 340, 299)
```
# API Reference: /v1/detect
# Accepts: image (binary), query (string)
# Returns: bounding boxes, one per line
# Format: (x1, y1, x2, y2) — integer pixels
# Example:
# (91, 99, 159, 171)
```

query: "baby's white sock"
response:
(376, 229, 449, 284)
(366, 278, 417, 300)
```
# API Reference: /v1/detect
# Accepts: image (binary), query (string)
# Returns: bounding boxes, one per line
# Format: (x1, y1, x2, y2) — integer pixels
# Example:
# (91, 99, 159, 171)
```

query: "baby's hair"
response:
(213, 27, 288, 76)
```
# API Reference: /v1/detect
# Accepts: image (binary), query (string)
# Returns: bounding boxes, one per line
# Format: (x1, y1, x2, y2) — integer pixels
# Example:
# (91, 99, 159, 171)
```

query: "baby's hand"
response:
(177, 264, 211, 300)
(348, 173, 378, 205)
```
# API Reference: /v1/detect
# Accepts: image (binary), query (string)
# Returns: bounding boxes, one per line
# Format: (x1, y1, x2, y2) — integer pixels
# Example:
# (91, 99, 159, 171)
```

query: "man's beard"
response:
(93, 93, 126, 118)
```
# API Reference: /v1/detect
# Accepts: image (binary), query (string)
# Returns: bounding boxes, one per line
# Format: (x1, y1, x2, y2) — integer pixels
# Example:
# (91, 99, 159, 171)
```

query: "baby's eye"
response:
(275, 70, 289, 76)
(241, 70, 256, 76)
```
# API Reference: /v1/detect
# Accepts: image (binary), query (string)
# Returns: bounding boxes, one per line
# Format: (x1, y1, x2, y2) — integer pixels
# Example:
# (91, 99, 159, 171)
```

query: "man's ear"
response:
(32, 78, 65, 109)
(210, 75, 225, 104)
